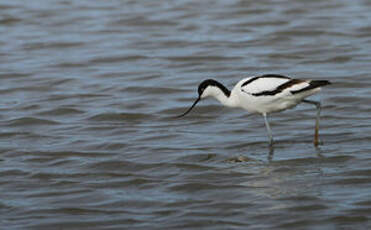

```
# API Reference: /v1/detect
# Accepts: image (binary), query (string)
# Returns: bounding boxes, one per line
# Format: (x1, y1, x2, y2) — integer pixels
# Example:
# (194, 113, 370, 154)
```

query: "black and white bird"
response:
(177, 74, 331, 147)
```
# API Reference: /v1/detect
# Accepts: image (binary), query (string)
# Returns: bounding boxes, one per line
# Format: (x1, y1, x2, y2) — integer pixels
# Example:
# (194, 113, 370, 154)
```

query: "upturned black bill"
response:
(176, 97, 201, 118)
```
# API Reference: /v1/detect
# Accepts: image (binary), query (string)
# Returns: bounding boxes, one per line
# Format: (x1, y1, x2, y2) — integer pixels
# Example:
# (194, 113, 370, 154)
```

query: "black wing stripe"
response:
(251, 79, 304, 96)
(241, 74, 290, 87)
(290, 80, 331, 94)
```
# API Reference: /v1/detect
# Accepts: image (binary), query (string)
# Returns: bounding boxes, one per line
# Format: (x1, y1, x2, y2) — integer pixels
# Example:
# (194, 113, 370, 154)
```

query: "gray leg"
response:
(302, 99, 321, 146)
(263, 113, 274, 147)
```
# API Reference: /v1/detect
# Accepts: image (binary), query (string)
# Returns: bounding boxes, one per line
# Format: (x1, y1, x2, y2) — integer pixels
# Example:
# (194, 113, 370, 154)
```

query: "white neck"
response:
(206, 86, 238, 108)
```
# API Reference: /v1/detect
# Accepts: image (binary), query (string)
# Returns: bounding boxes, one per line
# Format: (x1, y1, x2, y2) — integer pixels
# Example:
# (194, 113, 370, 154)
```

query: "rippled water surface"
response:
(1, 0, 371, 229)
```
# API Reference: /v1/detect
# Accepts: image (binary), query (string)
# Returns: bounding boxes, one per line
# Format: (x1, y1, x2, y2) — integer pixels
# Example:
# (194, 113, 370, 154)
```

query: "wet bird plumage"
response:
(177, 74, 331, 147)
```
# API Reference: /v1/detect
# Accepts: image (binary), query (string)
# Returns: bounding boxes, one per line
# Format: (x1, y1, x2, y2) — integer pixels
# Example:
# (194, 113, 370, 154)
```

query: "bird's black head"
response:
(198, 79, 216, 97)
(176, 79, 230, 118)
(198, 79, 230, 98)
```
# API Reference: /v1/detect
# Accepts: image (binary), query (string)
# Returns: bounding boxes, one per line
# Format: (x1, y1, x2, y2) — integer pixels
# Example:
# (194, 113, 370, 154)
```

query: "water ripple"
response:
(1, 0, 371, 229)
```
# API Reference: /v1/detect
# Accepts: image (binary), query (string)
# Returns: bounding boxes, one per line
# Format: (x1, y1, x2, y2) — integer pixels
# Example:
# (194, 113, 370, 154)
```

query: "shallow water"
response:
(1, 0, 371, 229)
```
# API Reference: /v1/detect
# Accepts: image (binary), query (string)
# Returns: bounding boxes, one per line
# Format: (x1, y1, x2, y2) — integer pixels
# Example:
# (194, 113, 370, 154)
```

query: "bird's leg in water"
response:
(302, 99, 322, 146)
(263, 113, 274, 147)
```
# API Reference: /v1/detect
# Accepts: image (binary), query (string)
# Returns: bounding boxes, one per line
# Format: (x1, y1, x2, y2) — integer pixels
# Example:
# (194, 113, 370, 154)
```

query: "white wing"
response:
(240, 75, 310, 97)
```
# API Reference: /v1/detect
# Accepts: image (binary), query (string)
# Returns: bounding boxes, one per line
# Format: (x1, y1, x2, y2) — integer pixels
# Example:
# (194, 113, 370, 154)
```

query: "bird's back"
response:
(232, 75, 330, 114)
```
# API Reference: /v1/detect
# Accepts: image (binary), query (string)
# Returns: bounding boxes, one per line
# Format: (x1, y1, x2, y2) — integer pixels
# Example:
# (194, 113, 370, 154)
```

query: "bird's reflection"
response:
(267, 143, 325, 162)
(268, 145, 274, 162)
(315, 145, 325, 158)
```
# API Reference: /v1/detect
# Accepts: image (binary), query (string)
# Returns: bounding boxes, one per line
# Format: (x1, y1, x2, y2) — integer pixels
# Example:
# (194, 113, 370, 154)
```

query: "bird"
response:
(176, 74, 331, 147)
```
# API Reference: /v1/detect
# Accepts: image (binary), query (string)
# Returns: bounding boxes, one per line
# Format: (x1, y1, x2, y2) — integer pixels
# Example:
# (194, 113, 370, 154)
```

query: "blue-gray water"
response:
(1, 0, 371, 229)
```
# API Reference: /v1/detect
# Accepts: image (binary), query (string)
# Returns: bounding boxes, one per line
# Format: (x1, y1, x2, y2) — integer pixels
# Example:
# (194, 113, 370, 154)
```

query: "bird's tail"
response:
(291, 80, 331, 94)
(310, 80, 331, 87)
